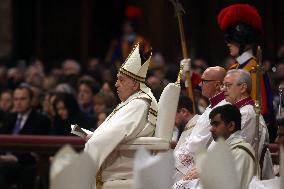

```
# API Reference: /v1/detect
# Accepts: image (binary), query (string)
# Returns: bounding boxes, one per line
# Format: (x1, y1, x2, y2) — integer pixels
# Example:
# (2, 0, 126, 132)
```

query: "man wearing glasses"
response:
(222, 69, 269, 153)
(217, 4, 275, 142)
(174, 66, 228, 182)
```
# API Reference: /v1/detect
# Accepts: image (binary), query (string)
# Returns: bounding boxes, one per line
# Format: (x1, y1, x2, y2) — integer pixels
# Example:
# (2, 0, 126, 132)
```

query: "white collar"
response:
(225, 131, 243, 146)
(17, 109, 32, 119)
(236, 50, 253, 65)
(17, 109, 32, 129)
(117, 91, 143, 109)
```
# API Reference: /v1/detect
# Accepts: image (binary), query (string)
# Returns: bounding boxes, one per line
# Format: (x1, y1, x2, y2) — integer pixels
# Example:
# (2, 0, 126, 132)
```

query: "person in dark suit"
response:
(0, 83, 51, 189)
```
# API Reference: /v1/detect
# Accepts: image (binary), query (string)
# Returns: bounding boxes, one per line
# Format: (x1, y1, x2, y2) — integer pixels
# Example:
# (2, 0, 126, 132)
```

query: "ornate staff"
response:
(170, 0, 196, 113)
(254, 46, 262, 177)
(278, 84, 284, 118)
(175, 61, 184, 87)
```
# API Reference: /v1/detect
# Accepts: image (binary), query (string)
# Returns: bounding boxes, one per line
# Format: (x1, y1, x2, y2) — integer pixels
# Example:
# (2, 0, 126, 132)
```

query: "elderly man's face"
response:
(222, 73, 246, 104)
(115, 73, 139, 102)
(199, 71, 219, 98)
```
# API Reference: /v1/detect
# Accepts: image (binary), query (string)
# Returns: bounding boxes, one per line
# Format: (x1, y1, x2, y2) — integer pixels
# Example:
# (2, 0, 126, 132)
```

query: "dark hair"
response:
(177, 95, 194, 114)
(225, 23, 259, 55)
(225, 23, 259, 45)
(1, 89, 13, 96)
(277, 118, 284, 128)
(78, 75, 100, 94)
(53, 92, 79, 117)
(16, 83, 33, 99)
(209, 104, 241, 131)
(140, 48, 151, 64)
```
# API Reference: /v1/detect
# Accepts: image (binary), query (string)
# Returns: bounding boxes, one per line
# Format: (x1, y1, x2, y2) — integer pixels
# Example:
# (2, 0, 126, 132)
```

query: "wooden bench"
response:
(0, 134, 85, 189)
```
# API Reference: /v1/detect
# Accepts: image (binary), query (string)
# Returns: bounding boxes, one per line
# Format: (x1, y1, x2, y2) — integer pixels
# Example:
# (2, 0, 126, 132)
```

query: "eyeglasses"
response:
(200, 79, 219, 85)
(222, 82, 245, 89)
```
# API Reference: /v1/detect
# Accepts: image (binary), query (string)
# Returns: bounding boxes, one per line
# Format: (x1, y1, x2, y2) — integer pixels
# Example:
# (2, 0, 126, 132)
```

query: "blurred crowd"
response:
(0, 43, 283, 136)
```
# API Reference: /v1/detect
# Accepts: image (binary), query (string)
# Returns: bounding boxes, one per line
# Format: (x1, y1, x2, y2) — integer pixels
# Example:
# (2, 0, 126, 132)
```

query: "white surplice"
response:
(84, 90, 157, 185)
(228, 131, 255, 189)
(174, 99, 228, 180)
(174, 115, 200, 151)
(173, 131, 255, 189)
(239, 104, 268, 156)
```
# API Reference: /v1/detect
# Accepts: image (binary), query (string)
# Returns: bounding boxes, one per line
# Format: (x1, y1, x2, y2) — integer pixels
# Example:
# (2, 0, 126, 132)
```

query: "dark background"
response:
(9, 0, 284, 69)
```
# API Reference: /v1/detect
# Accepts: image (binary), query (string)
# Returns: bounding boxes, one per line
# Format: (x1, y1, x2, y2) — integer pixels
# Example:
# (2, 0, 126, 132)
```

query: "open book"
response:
(70, 124, 92, 139)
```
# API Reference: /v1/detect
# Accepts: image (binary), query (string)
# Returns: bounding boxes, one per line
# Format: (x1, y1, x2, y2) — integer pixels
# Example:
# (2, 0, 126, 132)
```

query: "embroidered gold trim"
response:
(149, 108, 157, 117)
(106, 91, 157, 121)
(119, 68, 145, 83)
(232, 145, 255, 162)
(96, 168, 103, 189)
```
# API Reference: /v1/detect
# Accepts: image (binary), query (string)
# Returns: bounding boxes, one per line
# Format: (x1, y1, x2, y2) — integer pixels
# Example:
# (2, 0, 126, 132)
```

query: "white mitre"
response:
(196, 139, 239, 189)
(134, 148, 174, 189)
(119, 43, 158, 125)
(50, 145, 95, 189)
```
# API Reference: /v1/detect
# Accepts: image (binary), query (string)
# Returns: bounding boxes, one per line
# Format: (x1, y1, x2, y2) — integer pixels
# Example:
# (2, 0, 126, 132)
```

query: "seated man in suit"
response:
(0, 83, 51, 189)
(173, 104, 255, 189)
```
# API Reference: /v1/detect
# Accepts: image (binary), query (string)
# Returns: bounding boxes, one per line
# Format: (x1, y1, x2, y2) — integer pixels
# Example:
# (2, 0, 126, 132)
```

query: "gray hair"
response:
(62, 59, 81, 74)
(227, 69, 252, 94)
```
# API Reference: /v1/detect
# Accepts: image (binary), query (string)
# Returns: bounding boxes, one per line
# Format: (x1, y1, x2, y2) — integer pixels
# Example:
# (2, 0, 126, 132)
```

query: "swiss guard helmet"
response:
(217, 4, 262, 54)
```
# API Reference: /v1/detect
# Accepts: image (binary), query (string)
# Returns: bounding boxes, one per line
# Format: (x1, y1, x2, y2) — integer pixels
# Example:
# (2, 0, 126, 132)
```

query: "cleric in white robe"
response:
(173, 104, 255, 189)
(208, 69, 272, 179)
(174, 66, 228, 180)
(84, 44, 158, 189)
(222, 69, 269, 154)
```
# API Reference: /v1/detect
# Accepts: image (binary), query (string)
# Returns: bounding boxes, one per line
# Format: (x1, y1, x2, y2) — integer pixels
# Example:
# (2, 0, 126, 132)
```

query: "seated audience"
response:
(0, 83, 51, 189)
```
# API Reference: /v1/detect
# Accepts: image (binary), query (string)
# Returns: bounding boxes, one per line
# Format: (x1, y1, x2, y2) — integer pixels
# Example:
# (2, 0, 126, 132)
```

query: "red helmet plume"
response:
(217, 4, 262, 32)
(125, 5, 142, 19)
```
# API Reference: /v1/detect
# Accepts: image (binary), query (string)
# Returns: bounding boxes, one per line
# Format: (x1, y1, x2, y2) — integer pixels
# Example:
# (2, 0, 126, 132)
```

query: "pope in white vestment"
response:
(84, 44, 158, 189)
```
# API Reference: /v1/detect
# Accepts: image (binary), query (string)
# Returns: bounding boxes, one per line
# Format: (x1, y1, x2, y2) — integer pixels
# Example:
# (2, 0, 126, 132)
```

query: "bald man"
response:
(174, 66, 228, 183)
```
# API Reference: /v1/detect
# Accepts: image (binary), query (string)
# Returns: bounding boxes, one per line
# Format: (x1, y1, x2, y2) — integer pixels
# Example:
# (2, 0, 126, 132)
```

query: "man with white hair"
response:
(222, 69, 268, 151)
(61, 59, 81, 90)
(84, 44, 158, 189)
(62, 59, 81, 76)
(173, 69, 270, 188)
(223, 69, 275, 180)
